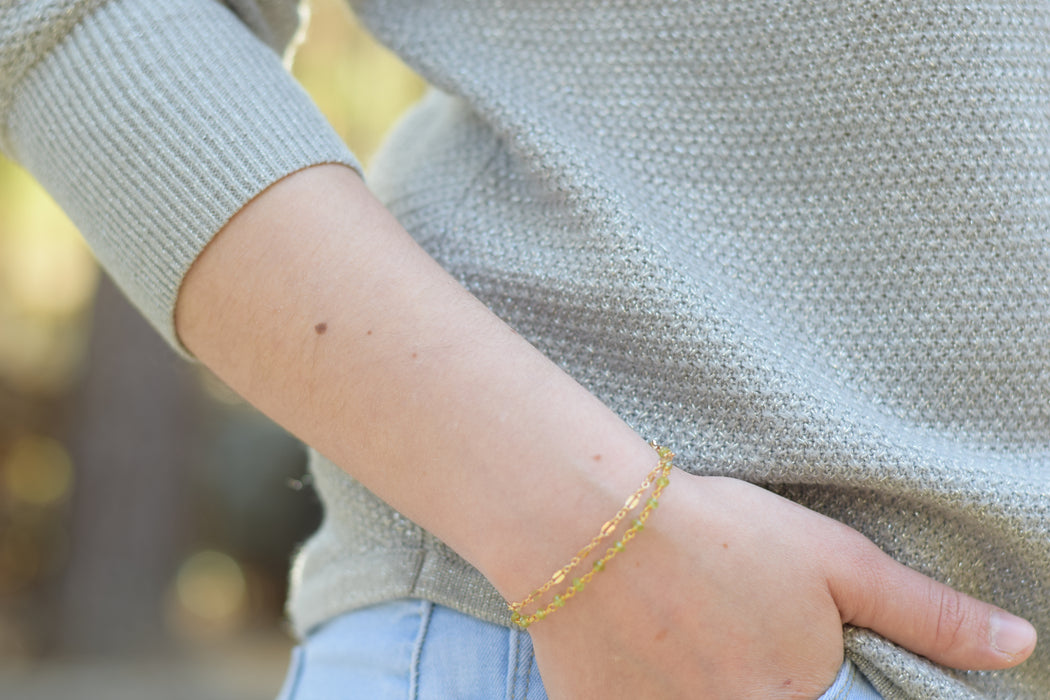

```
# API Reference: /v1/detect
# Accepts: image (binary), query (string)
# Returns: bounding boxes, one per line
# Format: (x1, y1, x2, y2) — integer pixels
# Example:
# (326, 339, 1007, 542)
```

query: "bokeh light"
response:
(0, 161, 96, 395)
(173, 549, 248, 630)
(293, 1, 425, 166)
(2, 213, 96, 317)
(3, 435, 74, 507)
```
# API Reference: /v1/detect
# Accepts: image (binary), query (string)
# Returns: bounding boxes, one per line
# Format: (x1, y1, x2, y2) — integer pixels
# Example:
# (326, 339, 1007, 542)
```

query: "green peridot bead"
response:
(593, 559, 605, 571)
(614, 540, 625, 552)
(632, 518, 644, 530)
(648, 496, 659, 508)
(573, 577, 584, 591)
(536, 609, 547, 620)
(657, 476, 670, 487)
(553, 596, 565, 608)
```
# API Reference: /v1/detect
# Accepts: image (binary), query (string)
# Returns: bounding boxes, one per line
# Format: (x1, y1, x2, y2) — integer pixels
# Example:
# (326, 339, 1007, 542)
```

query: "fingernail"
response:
(990, 611, 1037, 658)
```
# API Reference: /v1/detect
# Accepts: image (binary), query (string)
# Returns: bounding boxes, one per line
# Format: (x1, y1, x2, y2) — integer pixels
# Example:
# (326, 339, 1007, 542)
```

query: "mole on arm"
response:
(314, 322, 328, 335)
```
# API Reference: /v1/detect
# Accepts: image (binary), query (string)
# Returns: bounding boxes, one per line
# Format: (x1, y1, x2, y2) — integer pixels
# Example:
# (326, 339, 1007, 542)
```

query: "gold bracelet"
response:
(509, 443, 674, 630)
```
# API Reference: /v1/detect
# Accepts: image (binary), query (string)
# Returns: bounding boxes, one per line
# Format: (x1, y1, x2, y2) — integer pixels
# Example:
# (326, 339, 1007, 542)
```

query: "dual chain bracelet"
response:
(508, 443, 674, 630)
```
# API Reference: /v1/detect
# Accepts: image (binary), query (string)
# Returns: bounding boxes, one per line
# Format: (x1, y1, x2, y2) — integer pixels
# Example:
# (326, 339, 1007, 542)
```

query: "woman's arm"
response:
(176, 164, 1036, 698)
(176, 162, 659, 589)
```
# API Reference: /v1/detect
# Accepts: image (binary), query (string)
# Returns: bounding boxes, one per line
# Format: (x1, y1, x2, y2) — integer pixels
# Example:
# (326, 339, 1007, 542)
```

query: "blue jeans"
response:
(276, 599, 882, 699)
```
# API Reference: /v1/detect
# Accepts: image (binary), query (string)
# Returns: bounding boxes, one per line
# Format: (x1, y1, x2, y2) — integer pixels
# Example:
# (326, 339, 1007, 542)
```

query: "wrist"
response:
(507, 444, 675, 629)
(477, 433, 664, 604)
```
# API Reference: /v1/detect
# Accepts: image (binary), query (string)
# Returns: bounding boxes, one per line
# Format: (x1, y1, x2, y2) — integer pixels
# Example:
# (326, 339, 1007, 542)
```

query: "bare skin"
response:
(175, 164, 1036, 699)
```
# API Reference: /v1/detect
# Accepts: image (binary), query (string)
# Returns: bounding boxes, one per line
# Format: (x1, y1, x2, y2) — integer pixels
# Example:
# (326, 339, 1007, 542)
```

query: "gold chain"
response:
(509, 443, 674, 630)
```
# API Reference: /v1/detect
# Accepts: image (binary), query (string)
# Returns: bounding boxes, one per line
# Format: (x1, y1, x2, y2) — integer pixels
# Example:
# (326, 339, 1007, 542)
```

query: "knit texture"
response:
(1, 0, 358, 348)
(4, 1, 1050, 698)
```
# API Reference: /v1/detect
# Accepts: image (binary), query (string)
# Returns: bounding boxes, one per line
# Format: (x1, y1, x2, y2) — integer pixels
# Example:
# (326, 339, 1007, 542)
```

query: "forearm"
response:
(175, 163, 657, 598)
(177, 164, 1036, 699)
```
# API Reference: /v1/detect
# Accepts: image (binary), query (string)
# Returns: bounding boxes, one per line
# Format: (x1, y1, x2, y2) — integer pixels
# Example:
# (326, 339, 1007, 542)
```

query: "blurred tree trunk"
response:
(56, 275, 194, 654)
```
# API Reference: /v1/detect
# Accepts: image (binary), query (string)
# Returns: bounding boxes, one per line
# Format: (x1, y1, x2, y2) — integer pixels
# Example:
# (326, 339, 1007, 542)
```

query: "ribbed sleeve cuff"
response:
(6, 0, 361, 354)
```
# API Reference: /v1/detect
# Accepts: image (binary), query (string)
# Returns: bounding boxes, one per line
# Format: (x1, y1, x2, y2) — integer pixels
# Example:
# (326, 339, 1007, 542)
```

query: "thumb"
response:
(826, 539, 1037, 671)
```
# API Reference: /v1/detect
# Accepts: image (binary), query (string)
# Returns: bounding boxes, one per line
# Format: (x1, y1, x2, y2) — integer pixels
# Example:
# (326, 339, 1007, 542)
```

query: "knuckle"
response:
(832, 537, 894, 625)
(930, 586, 973, 653)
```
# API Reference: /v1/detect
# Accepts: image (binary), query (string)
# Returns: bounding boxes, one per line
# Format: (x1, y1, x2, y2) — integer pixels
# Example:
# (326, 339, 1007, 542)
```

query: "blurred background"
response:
(0, 1, 424, 697)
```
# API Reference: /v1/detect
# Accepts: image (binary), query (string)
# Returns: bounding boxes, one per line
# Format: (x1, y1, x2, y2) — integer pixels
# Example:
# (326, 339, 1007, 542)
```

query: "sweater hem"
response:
(286, 546, 511, 640)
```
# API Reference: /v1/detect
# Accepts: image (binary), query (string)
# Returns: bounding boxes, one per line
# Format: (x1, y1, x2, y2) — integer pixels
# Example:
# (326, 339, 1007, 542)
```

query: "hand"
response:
(526, 473, 1037, 700)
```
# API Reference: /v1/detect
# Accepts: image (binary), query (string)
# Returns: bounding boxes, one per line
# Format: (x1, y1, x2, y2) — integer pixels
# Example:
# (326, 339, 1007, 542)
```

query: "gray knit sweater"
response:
(3, 1, 1048, 697)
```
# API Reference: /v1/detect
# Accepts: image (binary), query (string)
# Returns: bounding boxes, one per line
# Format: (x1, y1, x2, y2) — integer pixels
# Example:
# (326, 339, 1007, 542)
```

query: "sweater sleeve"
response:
(0, 0, 361, 353)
